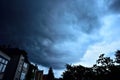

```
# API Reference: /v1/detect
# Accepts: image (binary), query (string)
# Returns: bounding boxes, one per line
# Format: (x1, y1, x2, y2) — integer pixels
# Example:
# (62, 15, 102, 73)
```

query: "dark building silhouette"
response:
(0, 50, 10, 80)
(0, 47, 30, 80)
(43, 67, 55, 80)
(43, 74, 48, 80)
(35, 70, 43, 80)
(0, 47, 56, 80)
(48, 67, 54, 80)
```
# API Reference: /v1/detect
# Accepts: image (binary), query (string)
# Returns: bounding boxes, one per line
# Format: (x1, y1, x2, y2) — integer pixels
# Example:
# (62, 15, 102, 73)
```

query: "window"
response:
(18, 64, 22, 72)
(23, 63, 28, 68)
(20, 73, 25, 80)
(0, 57, 9, 73)
(0, 64, 3, 71)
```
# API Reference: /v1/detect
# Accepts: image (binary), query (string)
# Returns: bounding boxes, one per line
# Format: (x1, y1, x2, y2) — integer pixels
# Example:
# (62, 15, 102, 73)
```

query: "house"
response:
(43, 74, 48, 80)
(0, 50, 11, 80)
(0, 47, 30, 80)
(25, 63, 39, 80)
(35, 70, 43, 80)
(43, 67, 55, 80)
(20, 57, 30, 80)
(0, 47, 55, 80)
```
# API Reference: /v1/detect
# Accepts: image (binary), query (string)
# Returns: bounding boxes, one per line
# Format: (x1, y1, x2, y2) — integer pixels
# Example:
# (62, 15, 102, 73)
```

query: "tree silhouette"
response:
(112, 50, 120, 80)
(62, 52, 120, 80)
(62, 64, 75, 80)
(92, 54, 115, 80)
(115, 50, 120, 64)
(62, 64, 93, 80)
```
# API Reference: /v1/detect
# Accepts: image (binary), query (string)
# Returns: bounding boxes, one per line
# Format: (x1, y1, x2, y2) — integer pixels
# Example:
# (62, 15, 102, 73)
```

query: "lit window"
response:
(23, 63, 28, 68)
(20, 73, 26, 80)
(0, 57, 9, 73)
(5, 61, 8, 64)
(0, 64, 3, 71)
(2, 65, 6, 72)
(2, 59, 5, 63)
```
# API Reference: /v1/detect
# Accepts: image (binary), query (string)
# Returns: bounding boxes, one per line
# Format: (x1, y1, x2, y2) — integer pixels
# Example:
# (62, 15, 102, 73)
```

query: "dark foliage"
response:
(62, 51, 120, 80)
(115, 50, 120, 64)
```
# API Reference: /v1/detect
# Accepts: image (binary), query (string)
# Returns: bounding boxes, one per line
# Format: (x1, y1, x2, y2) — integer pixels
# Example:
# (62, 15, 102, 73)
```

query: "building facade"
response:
(0, 48, 30, 80)
(20, 62, 29, 80)
(35, 70, 43, 80)
(0, 51, 10, 80)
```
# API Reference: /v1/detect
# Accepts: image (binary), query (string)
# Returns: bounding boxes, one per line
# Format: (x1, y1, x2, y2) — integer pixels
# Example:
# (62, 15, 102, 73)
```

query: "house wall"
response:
(0, 51, 10, 80)
(0, 49, 30, 80)
(20, 62, 29, 80)
(14, 55, 25, 80)
(36, 71, 43, 80)
(2, 53, 20, 80)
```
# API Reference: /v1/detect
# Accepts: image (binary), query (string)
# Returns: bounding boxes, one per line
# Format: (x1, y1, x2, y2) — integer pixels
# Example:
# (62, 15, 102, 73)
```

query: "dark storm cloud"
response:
(0, 0, 102, 69)
(107, 0, 120, 13)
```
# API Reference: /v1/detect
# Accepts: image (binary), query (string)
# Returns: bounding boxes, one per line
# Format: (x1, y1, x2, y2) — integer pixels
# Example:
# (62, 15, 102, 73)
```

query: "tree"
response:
(96, 54, 114, 67)
(62, 64, 75, 80)
(115, 50, 120, 64)
(92, 54, 115, 80)
(62, 64, 92, 80)
(62, 52, 120, 80)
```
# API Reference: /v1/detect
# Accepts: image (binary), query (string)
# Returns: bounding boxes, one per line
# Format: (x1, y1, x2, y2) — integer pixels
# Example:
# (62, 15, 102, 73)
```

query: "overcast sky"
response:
(0, 0, 120, 78)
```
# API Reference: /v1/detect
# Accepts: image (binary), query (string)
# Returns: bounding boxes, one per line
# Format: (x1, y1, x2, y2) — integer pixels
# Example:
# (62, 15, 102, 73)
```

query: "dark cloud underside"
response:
(0, 0, 103, 69)
(107, 0, 120, 13)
